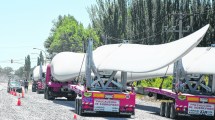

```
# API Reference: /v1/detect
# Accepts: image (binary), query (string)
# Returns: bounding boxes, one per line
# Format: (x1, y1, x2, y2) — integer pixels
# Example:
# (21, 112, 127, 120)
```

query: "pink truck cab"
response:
(44, 64, 77, 100)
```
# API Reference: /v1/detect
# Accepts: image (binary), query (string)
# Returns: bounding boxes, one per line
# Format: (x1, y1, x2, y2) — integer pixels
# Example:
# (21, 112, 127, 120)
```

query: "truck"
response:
(44, 63, 77, 101)
(32, 65, 47, 94)
(144, 47, 215, 119)
(43, 24, 208, 116)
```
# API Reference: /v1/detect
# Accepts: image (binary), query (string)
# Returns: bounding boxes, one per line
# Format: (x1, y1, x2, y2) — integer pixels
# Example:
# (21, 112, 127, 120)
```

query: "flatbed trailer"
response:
(69, 39, 136, 116)
(145, 87, 215, 118)
(70, 82, 135, 116)
(144, 43, 215, 119)
(144, 57, 215, 119)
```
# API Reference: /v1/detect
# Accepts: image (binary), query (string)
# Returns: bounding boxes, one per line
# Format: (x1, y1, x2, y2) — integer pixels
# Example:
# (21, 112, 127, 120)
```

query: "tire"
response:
(170, 103, 177, 119)
(75, 99, 79, 114)
(67, 93, 77, 101)
(7, 87, 9, 93)
(37, 89, 40, 94)
(67, 97, 73, 101)
(75, 98, 83, 116)
(165, 102, 171, 118)
(44, 88, 47, 99)
(32, 84, 36, 92)
(77, 98, 83, 116)
(160, 102, 166, 116)
(47, 87, 55, 100)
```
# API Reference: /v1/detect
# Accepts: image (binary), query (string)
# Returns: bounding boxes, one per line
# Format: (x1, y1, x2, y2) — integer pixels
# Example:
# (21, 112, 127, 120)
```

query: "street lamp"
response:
(33, 48, 48, 65)
(33, 48, 48, 59)
(31, 53, 40, 55)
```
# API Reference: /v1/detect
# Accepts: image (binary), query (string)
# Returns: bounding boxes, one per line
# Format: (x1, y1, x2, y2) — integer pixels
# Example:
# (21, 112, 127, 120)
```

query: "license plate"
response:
(200, 98, 208, 103)
(105, 94, 113, 99)
(188, 102, 214, 116)
(94, 99, 119, 112)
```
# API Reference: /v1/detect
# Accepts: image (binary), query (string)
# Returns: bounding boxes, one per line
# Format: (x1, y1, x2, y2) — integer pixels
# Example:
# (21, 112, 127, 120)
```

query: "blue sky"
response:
(0, 0, 96, 70)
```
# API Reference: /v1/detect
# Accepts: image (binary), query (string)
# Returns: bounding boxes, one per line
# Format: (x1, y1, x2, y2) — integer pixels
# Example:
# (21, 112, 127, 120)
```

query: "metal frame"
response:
(85, 39, 127, 92)
(172, 59, 212, 94)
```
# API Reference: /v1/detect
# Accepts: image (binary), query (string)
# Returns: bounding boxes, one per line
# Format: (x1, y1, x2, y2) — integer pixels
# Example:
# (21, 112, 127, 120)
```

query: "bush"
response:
(134, 76, 173, 89)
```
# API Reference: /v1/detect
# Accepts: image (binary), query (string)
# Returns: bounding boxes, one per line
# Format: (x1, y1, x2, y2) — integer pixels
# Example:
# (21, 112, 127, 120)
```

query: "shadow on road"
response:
(136, 104, 160, 114)
(52, 98, 75, 108)
(79, 113, 131, 119)
(175, 115, 214, 120)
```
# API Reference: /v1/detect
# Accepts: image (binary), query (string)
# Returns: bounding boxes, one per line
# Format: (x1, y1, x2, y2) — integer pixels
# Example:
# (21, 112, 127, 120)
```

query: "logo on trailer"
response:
(84, 92, 92, 97)
(178, 95, 186, 100)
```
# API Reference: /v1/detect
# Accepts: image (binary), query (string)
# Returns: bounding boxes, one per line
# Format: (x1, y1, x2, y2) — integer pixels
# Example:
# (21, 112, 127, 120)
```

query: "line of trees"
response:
(88, 0, 215, 46)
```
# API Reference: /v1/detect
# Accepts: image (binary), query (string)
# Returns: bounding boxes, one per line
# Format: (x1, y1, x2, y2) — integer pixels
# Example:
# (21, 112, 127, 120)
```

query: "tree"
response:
(15, 67, 24, 78)
(39, 51, 44, 65)
(2, 67, 13, 75)
(24, 55, 31, 79)
(44, 15, 100, 54)
(37, 57, 40, 66)
(88, 0, 215, 46)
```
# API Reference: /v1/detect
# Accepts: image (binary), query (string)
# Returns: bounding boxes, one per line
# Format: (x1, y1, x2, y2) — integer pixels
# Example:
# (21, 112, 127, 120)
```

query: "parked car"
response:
(7, 80, 22, 93)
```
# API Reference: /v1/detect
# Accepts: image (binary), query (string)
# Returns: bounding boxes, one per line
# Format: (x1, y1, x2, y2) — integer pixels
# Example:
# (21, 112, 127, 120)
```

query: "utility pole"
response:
(163, 12, 190, 92)
(179, 12, 183, 39)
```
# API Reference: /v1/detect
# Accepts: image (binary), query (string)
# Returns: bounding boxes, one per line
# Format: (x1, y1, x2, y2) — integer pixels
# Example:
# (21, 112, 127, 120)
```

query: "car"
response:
(7, 80, 22, 93)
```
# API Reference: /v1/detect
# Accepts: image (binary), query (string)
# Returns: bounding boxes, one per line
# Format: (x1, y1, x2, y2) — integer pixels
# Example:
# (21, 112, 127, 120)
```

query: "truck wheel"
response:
(160, 102, 166, 116)
(47, 87, 55, 100)
(67, 97, 73, 101)
(165, 102, 171, 118)
(170, 103, 177, 119)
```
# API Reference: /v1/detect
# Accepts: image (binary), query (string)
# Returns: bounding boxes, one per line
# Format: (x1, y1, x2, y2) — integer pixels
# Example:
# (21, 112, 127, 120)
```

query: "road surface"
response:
(0, 82, 212, 120)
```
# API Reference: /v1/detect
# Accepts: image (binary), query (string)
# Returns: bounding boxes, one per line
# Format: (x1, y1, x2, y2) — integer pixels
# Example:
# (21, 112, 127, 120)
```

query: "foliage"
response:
(24, 55, 31, 79)
(88, 0, 215, 46)
(37, 57, 40, 66)
(15, 66, 24, 78)
(133, 76, 173, 89)
(2, 67, 13, 75)
(44, 15, 100, 54)
(36, 51, 44, 65)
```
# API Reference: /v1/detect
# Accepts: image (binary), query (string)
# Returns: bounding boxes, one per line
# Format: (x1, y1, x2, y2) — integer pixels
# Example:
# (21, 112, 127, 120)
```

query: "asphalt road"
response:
(0, 82, 213, 120)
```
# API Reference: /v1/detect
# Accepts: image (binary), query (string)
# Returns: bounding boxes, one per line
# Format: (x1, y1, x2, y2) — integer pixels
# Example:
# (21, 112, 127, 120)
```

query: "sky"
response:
(0, 0, 96, 70)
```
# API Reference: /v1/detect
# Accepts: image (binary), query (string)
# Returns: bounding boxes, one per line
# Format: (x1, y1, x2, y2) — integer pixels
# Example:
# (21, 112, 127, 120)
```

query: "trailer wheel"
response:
(170, 103, 177, 119)
(67, 97, 73, 101)
(78, 98, 83, 116)
(44, 87, 47, 99)
(165, 102, 171, 118)
(75, 99, 78, 114)
(160, 102, 166, 116)
(37, 89, 40, 94)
